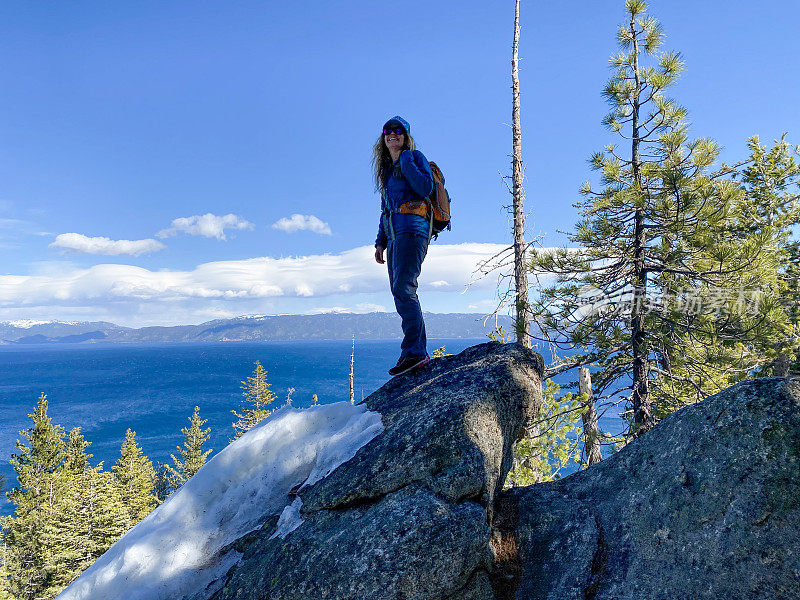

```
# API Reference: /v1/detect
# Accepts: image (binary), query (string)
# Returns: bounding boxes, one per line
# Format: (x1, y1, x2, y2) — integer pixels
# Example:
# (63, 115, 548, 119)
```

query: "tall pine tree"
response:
(528, 0, 780, 439)
(231, 361, 275, 440)
(4, 393, 65, 600)
(732, 135, 800, 376)
(167, 406, 212, 489)
(112, 429, 157, 524)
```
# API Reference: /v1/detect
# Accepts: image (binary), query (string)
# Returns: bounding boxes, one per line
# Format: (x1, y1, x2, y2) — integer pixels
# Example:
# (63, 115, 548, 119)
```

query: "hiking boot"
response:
(388, 355, 430, 376)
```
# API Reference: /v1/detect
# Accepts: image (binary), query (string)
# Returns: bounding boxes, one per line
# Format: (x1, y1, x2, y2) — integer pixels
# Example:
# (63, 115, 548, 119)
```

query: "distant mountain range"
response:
(0, 313, 512, 345)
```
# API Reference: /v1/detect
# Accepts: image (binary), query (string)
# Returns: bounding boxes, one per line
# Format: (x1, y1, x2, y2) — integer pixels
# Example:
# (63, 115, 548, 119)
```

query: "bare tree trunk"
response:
(629, 13, 652, 434)
(511, 0, 530, 348)
(579, 367, 603, 466)
(349, 335, 355, 404)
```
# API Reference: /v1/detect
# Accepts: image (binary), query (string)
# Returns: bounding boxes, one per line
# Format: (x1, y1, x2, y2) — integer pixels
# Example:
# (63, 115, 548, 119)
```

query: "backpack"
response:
(427, 161, 451, 237)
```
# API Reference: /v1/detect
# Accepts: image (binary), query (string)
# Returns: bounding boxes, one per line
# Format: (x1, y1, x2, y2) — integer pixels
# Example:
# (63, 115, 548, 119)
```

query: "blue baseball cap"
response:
(383, 115, 410, 135)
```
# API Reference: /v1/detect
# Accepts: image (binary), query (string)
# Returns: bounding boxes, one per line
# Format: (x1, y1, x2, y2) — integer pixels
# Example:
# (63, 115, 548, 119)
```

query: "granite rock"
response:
(504, 377, 800, 600)
(211, 342, 544, 600)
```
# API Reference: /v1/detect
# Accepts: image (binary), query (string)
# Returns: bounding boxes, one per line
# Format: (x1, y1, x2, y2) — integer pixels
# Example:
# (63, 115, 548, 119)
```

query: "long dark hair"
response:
(371, 132, 416, 192)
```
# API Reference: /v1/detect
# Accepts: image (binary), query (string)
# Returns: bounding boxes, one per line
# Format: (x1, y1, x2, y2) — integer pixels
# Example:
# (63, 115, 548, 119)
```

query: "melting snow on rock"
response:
(56, 401, 384, 600)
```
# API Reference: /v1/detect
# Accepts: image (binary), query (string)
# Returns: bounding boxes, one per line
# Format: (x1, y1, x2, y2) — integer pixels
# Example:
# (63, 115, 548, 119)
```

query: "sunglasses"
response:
(383, 127, 405, 136)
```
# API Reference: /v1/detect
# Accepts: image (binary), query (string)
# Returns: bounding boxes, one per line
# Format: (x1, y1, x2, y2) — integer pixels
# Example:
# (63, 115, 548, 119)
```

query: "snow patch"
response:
(270, 497, 304, 540)
(56, 401, 383, 600)
(2, 319, 78, 328)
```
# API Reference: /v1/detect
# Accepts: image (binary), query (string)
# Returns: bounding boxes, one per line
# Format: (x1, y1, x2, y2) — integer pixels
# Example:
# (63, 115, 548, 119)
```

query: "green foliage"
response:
(0, 518, 14, 600)
(167, 406, 212, 490)
(0, 521, 5, 596)
(39, 462, 128, 597)
(3, 396, 132, 599)
(487, 325, 511, 343)
(8, 394, 65, 507)
(63, 428, 91, 474)
(732, 135, 800, 376)
(528, 1, 791, 443)
(507, 380, 585, 485)
(153, 462, 171, 504)
(785, 240, 800, 376)
(232, 361, 276, 440)
(4, 393, 66, 599)
(112, 429, 157, 524)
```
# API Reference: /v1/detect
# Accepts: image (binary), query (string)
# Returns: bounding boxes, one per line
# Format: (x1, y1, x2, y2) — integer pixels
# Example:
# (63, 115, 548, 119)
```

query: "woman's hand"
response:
(374, 245, 386, 264)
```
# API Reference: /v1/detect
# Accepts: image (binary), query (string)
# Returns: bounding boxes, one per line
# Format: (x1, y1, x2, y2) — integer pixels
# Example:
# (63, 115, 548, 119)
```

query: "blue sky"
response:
(1, 0, 798, 326)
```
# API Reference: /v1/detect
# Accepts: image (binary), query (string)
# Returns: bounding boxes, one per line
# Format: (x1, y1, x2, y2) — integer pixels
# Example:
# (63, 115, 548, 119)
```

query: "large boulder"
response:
(59, 342, 800, 600)
(501, 377, 800, 600)
(212, 342, 544, 600)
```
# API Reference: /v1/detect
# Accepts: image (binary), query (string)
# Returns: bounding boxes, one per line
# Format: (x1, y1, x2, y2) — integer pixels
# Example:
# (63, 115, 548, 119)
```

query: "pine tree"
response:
(507, 379, 584, 485)
(4, 393, 66, 600)
(231, 361, 275, 440)
(38, 428, 93, 596)
(153, 462, 171, 504)
(8, 394, 65, 505)
(0, 516, 13, 600)
(643, 136, 798, 413)
(43, 465, 128, 598)
(528, 0, 781, 439)
(167, 406, 212, 489)
(63, 427, 92, 474)
(36, 428, 129, 598)
(732, 135, 800, 376)
(112, 429, 157, 524)
(784, 240, 800, 375)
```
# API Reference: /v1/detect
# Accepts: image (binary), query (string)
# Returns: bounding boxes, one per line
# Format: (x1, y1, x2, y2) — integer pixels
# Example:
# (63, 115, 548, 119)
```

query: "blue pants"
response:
(387, 233, 429, 358)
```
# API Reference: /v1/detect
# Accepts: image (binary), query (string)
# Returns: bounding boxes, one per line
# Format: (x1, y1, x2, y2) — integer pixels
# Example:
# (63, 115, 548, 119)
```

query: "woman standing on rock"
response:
(373, 116, 434, 376)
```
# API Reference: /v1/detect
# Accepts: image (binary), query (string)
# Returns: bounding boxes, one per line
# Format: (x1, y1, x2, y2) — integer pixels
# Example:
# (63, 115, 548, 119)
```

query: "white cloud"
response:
(49, 233, 166, 256)
(0, 243, 553, 326)
(1, 243, 506, 304)
(158, 213, 254, 240)
(272, 214, 332, 235)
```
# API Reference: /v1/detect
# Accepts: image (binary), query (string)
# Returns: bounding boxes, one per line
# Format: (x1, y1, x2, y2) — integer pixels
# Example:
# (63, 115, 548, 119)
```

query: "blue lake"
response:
(0, 339, 625, 517)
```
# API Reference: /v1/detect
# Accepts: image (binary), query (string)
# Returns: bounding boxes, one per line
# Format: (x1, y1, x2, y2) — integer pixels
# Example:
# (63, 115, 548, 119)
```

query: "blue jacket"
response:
(375, 149, 434, 247)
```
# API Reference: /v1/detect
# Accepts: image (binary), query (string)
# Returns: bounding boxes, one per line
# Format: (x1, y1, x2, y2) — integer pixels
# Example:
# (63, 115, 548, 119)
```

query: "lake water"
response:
(0, 339, 625, 517)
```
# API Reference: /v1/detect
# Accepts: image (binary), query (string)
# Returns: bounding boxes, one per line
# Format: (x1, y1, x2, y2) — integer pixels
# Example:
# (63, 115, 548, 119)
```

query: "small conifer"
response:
(153, 462, 171, 504)
(112, 429, 157, 523)
(167, 406, 212, 489)
(231, 361, 275, 440)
